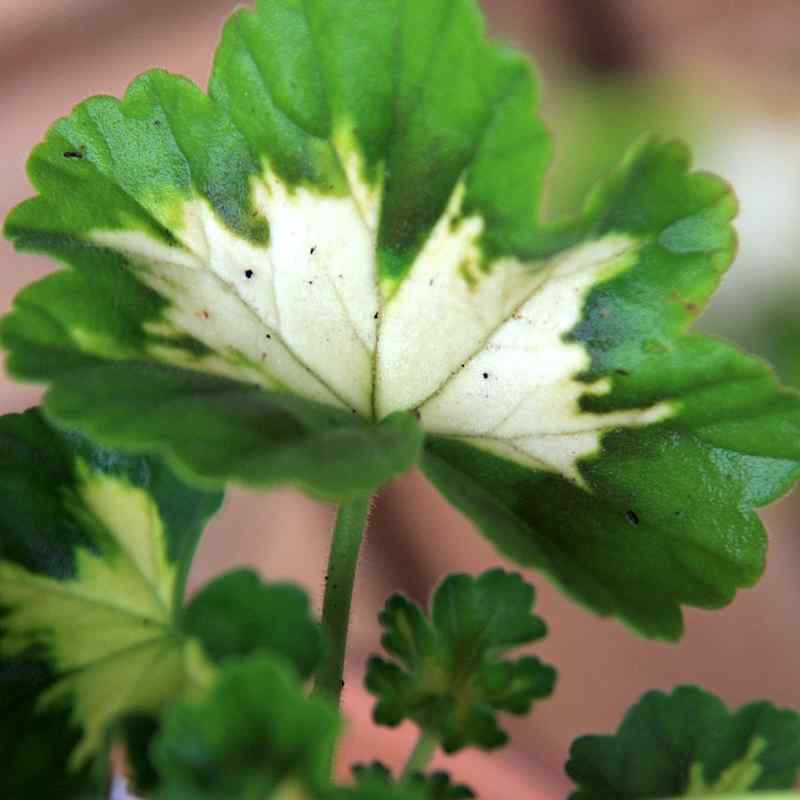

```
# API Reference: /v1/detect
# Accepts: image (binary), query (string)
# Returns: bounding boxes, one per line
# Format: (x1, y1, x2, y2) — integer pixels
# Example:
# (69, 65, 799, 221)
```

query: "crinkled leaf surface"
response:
(153, 655, 339, 800)
(366, 569, 555, 752)
(351, 763, 474, 800)
(4, 0, 800, 628)
(566, 686, 800, 800)
(183, 567, 322, 680)
(0, 409, 222, 797)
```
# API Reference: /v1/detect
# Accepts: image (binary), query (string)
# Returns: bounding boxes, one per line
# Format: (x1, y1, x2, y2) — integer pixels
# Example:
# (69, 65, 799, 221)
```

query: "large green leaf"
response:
(365, 569, 555, 752)
(0, 409, 222, 798)
(566, 686, 800, 800)
(4, 0, 800, 630)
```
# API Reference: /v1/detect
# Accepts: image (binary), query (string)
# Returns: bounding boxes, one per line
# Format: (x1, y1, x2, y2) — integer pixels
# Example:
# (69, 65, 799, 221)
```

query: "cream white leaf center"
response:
(88, 159, 673, 484)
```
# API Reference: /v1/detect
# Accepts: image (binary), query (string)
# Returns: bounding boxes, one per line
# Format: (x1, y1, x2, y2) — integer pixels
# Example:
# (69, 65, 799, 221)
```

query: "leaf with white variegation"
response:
(4, 0, 800, 634)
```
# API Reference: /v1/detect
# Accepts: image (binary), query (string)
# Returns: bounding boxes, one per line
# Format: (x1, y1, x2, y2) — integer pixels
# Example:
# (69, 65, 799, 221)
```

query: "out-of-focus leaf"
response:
(183, 567, 322, 680)
(566, 685, 800, 799)
(154, 655, 339, 800)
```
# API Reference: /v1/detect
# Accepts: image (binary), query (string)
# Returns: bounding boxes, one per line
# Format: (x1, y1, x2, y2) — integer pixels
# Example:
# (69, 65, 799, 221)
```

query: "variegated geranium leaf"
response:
(0, 408, 222, 797)
(4, 0, 800, 635)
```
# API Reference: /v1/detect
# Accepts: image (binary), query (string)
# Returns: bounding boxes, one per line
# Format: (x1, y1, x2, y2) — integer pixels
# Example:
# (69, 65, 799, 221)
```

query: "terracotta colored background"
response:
(2, 2, 799, 798)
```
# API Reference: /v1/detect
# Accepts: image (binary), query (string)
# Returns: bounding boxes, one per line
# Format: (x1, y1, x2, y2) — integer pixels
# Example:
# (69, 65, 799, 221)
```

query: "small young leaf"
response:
(0, 409, 222, 796)
(365, 569, 555, 752)
(183, 567, 323, 680)
(566, 685, 800, 800)
(153, 655, 340, 800)
(353, 763, 474, 800)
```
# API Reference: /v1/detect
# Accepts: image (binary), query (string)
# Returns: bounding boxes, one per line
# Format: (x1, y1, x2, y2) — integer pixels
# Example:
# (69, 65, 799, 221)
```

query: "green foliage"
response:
(366, 569, 555, 752)
(3, 7, 800, 798)
(153, 655, 339, 800)
(566, 686, 800, 799)
(2, 3, 800, 798)
(183, 568, 322, 680)
(351, 763, 474, 800)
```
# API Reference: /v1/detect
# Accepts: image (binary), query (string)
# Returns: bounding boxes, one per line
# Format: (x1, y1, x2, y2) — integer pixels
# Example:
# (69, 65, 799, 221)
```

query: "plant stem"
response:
(401, 730, 438, 781)
(313, 494, 371, 706)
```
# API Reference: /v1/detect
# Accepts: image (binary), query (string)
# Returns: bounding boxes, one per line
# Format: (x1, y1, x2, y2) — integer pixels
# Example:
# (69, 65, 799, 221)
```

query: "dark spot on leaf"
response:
(196, 309, 210, 320)
(63, 150, 83, 159)
(625, 510, 640, 526)
(154, 120, 161, 127)
(310, 246, 316, 255)
(483, 373, 489, 380)
(244, 269, 254, 279)
(615, 368, 630, 377)
(308, 280, 314, 286)
(374, 311, 379, 320)
(265, 333, 271, 339)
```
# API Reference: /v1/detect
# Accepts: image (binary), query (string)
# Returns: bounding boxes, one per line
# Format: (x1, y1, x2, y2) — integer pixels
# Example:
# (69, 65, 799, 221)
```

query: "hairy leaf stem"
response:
(401, 730, 438, 781)
(314, 494, 371, 706)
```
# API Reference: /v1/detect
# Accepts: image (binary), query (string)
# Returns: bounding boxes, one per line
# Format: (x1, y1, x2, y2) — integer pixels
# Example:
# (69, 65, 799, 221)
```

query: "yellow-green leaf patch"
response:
(0, 409, 222, 795)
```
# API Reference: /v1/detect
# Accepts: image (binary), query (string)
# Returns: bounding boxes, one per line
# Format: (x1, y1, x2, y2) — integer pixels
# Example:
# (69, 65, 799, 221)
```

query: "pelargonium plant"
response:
(2, 1, 800, 798)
